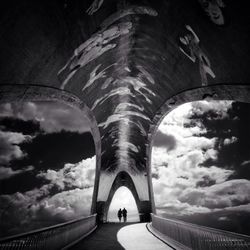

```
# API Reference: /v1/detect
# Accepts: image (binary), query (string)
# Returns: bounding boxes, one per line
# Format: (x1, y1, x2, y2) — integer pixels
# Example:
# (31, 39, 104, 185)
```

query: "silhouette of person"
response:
(122, 208, 127, 222)
(117, 208, 122, 222)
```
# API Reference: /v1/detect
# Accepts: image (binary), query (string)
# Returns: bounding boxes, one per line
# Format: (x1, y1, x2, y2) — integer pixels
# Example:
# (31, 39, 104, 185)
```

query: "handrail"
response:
(0, 214, 97, 250)
(151, 214, 250, 250)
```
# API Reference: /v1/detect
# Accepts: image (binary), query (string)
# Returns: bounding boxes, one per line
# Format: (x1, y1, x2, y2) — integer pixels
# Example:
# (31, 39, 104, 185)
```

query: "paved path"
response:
(71, 223, 173, 250)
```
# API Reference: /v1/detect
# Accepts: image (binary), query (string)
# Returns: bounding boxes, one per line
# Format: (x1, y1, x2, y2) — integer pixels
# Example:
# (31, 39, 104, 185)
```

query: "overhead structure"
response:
(0, 0, 250, 222)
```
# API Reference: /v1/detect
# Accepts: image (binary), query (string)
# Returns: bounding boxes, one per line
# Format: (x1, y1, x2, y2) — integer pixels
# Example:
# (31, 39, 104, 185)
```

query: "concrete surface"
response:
(71, 223, 173, 250)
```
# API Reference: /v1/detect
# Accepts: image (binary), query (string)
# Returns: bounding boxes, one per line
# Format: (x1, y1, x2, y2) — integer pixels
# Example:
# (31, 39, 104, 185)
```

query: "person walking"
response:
(122, 208, 127, 222)
(117, 208, 122, 222)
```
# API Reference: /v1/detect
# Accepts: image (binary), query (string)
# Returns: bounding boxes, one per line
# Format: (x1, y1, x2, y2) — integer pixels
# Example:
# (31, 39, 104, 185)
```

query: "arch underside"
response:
(96, 171, 152, 222)
(0, 0, 250, 223)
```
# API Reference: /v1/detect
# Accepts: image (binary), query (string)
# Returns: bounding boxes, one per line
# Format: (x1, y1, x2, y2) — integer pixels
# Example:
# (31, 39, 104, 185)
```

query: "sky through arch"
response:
(151, 100, 250, 236)
(0, 101, 96, 238)
(108, 186, 139, 222)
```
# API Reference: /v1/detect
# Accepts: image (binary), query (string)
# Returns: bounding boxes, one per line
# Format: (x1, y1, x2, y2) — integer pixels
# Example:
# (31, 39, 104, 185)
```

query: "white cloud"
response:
(37, 156, 96, 190)
(152, 100, 238, 216)
(191, 100, 233, 119)
(0, 157, 96, 235)
(0, 102, 91, 133)
(179, 179, 250, 210)
(0, 131, 31, 164)
(30, 187, 94, 220)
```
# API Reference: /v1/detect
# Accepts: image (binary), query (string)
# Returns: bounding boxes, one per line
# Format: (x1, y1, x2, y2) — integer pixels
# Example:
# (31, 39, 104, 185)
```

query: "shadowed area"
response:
(1, 0, 250, 228)
(70, 223, 171, 250)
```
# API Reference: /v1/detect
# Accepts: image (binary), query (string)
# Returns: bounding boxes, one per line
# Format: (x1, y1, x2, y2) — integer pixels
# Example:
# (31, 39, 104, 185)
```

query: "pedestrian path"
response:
(70, 223, 174, 250)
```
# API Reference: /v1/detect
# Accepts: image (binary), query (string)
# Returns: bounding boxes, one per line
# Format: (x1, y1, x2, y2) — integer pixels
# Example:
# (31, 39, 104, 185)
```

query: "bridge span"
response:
(1, 214, 250, 250)
(1, 0, 250, 249)
(71, 222, 171, 250)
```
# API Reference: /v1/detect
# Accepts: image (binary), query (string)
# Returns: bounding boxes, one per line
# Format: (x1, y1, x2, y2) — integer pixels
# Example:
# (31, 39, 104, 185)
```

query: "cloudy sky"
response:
(152, 100, 250, 235)
(0, 102, 95, 238)
(1, 100, 250, 238)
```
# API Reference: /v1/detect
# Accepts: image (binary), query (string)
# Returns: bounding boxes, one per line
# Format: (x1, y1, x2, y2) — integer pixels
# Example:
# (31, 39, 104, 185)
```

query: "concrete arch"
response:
(146, 83, 250, 213)
(96, 170, 152, 223)
(0, 84, 101, 214)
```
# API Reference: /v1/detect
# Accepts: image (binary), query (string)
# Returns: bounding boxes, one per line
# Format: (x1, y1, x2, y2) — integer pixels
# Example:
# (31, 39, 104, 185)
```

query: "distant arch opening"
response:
(107, 186, 139, 222)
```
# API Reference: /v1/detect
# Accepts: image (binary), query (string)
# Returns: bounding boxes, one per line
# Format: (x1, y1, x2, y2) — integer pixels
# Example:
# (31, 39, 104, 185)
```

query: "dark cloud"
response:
(0, 101, 96, 238)
(0, 131, 95, 194)
(0, 117, 41, 135)
(196, 175, 216, 188)
(0, 171, 47, 194)
(153, 130, 177, 151)
(19, 131, 95, 169)
(188, 102, 250, 181)
(153, 101, 250, 236)
(0, 166, 34, 181)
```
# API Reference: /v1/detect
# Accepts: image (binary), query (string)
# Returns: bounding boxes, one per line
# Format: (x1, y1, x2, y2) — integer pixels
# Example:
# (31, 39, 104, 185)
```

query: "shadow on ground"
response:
(71, 223, 136, 250)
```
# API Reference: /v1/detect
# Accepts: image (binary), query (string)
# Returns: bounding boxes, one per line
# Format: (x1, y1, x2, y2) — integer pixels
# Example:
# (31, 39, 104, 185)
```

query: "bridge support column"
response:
(95, 171, 153, 223)
(138, 201, 152, 222)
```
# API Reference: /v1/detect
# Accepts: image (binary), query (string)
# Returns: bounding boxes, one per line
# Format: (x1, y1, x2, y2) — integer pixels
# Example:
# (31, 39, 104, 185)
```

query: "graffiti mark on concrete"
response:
(115, 103, 144, 112)
(122, 77, 156, 104)
(58, 22, 132, 89)
(102, 77, 115, 90)
(86, 0, 104, 15)
(99, 110, 150, 129)
(91, 87, 136, 110)
(137, 65, 155, 85)
(179, 25, 215, 86)
(101, 5, 158, 30)
(120, 142, 139, 153)
(198, 0, 225, 25)
(82, 63, 116, 91)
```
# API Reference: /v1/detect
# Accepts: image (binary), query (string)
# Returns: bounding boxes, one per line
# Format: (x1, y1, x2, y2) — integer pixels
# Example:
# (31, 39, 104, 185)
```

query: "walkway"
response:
(71, 223, 173, 250)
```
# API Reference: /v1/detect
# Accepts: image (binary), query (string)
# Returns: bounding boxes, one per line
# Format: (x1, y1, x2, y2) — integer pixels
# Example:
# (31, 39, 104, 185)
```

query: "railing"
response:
(151, 214, 250, 250)
(0, 214, 97, 250)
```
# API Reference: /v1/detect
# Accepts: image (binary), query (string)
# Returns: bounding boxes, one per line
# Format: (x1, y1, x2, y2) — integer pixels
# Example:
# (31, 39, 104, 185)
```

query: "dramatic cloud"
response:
(178, 179, 250, 210)
(151, 100, 250, 219)
(0, 101, 96, 238)
(0, 156, 96, 237)
(0, 102, 91, 133)
(191, 100, 233, 120)
(0, 131, 31, 164)
(37, 156, 96, 190)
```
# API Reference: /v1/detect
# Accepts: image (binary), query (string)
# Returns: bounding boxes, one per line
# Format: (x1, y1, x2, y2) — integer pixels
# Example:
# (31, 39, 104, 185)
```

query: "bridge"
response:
(0, 0, 250, 249)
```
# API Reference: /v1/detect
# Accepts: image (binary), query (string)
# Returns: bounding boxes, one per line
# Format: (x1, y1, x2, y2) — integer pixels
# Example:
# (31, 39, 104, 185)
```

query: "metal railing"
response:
(151, 214, 250, 250)
(0, 214, 97, 250)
